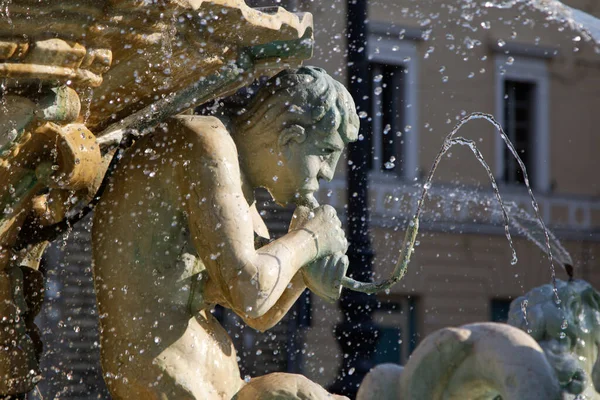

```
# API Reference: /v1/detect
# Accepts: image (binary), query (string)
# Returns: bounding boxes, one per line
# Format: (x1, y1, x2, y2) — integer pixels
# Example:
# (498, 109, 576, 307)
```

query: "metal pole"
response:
(330, 0, 379, 397)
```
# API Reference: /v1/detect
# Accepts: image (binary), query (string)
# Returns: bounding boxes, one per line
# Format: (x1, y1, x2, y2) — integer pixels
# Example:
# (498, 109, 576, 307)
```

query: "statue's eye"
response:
(319, 148, 335, 161)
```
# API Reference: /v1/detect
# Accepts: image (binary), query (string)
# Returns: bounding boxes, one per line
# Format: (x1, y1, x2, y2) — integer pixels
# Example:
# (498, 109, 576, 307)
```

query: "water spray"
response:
(338, 112, 563, 297)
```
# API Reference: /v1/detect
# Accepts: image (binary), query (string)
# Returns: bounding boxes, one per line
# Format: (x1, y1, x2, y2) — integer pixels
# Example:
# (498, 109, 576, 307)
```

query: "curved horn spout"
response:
(398, 323, 561, 400)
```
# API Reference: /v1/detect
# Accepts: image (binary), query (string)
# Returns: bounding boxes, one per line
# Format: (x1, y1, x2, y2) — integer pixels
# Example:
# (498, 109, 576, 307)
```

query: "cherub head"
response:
(228, 66, 359, 206)
(508, 279, 600, 396)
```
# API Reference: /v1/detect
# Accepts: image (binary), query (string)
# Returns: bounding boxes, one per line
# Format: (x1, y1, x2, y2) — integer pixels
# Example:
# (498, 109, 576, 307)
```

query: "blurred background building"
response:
(34, 0, 600, 399)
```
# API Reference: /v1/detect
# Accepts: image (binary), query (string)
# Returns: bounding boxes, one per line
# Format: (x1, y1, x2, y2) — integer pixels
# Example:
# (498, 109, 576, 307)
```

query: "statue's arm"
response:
(238, 272, 306, 331)
(175, 117, 318, 320)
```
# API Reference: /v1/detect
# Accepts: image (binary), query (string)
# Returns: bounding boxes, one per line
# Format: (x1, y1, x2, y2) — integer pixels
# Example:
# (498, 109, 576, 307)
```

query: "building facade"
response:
(298, 0, 600, 390)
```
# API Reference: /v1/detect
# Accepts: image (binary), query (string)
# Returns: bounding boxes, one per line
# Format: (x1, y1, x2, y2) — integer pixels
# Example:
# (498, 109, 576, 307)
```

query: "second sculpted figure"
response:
(92, 67, 358, 399)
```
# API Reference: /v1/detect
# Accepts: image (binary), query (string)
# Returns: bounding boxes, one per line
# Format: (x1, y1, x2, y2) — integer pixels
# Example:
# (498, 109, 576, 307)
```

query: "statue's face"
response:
(268, 114, 346, 207)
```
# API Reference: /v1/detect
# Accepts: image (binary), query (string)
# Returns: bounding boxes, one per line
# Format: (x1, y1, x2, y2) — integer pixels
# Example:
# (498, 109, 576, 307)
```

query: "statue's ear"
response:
(278, 124, 307, 153)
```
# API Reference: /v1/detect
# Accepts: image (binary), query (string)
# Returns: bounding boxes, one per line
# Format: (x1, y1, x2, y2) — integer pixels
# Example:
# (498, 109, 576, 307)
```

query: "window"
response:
(494, 56, 550, 192)
(371, 64, 406, 174)
(503, 80, 535, 185)
(373, 296, 418, 365)
(367, 25, 420, 180)
(490, 298, 513, 323)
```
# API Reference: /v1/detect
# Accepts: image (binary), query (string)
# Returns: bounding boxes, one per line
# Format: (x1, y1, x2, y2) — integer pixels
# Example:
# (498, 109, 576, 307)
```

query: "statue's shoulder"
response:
(169, 114, 236, 156)
(170, 114, 230, 138)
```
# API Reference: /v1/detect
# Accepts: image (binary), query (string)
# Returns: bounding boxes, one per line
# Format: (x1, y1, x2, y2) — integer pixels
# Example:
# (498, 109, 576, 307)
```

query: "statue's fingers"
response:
(290, 205, 312, 231)
(325, 253, 342, 290)
(336, 255, 349, 287)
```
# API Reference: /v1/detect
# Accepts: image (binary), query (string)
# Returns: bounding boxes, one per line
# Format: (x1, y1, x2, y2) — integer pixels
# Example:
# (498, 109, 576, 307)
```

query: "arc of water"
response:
(341, 112, 559, 297)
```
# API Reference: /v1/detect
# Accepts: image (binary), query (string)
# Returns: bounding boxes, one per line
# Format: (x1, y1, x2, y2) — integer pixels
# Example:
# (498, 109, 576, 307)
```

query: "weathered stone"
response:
(0, 2, 324, 398)
(0, 40, 29, 61)
(509, 279, 600, 399)
(22, 39, 87, 69)
(358, 323, 562, 400)
(93, 67, 357, 399)
(0, 339, 40, 395)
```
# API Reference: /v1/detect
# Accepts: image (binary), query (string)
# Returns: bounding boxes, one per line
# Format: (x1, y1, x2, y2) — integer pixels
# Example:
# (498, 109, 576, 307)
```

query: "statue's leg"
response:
(232, 372, 348, 400)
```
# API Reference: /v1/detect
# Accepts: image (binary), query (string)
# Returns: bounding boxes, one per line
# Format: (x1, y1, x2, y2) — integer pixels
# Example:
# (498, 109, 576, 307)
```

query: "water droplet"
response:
(154, 336, 161, 344)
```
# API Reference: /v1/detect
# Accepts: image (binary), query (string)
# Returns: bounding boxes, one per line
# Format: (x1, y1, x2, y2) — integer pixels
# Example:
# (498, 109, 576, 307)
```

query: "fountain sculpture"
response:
(2, 1, 597, 399)
(92, 66, 357, 399)
(0, 0, 319, 397)
(356, 279, 600, 400)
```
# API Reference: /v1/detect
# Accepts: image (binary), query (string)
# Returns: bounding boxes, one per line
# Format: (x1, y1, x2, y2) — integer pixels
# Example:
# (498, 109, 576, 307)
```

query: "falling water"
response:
(81, 87, 95, 125)
(500, 201, 573, 273)
(0, 0, 12, 26)
(343, 112, 560, 306)
(419, 112, 560, 303)
(417, 135, 517, 266)
(159, 13, 177, 91)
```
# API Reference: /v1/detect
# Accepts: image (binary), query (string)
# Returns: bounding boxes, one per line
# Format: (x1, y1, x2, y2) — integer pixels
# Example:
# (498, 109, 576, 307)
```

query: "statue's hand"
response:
(302, 253, 349, 303)
(291, 205, 348, 260)
(290, 205, 348, 302)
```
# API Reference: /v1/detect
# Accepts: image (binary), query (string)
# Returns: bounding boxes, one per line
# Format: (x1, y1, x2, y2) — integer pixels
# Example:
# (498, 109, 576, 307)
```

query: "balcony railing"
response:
(318, 177, 600, 240)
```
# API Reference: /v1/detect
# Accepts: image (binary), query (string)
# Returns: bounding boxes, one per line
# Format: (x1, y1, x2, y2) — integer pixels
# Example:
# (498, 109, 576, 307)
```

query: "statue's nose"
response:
(318, 165, 334, 182)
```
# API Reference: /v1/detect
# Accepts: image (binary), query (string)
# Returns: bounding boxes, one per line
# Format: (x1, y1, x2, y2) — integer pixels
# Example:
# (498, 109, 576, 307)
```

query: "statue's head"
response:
(508, 279, 600, 396)
(228, 66, 359, 206)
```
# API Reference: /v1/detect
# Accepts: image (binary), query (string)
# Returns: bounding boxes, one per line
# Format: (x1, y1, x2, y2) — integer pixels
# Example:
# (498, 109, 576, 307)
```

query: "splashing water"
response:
(81, 87, 95, 125)
(485, 0, 600, 48)
(418, 135, 518, 266)
(498, 201, 574, 272)
(342, 112, 560, 305)
(0, 0, 12, 25)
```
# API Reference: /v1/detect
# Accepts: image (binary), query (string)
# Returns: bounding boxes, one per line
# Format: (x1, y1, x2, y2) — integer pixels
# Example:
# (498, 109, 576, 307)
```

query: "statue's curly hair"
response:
(224, 66, 359, 144)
